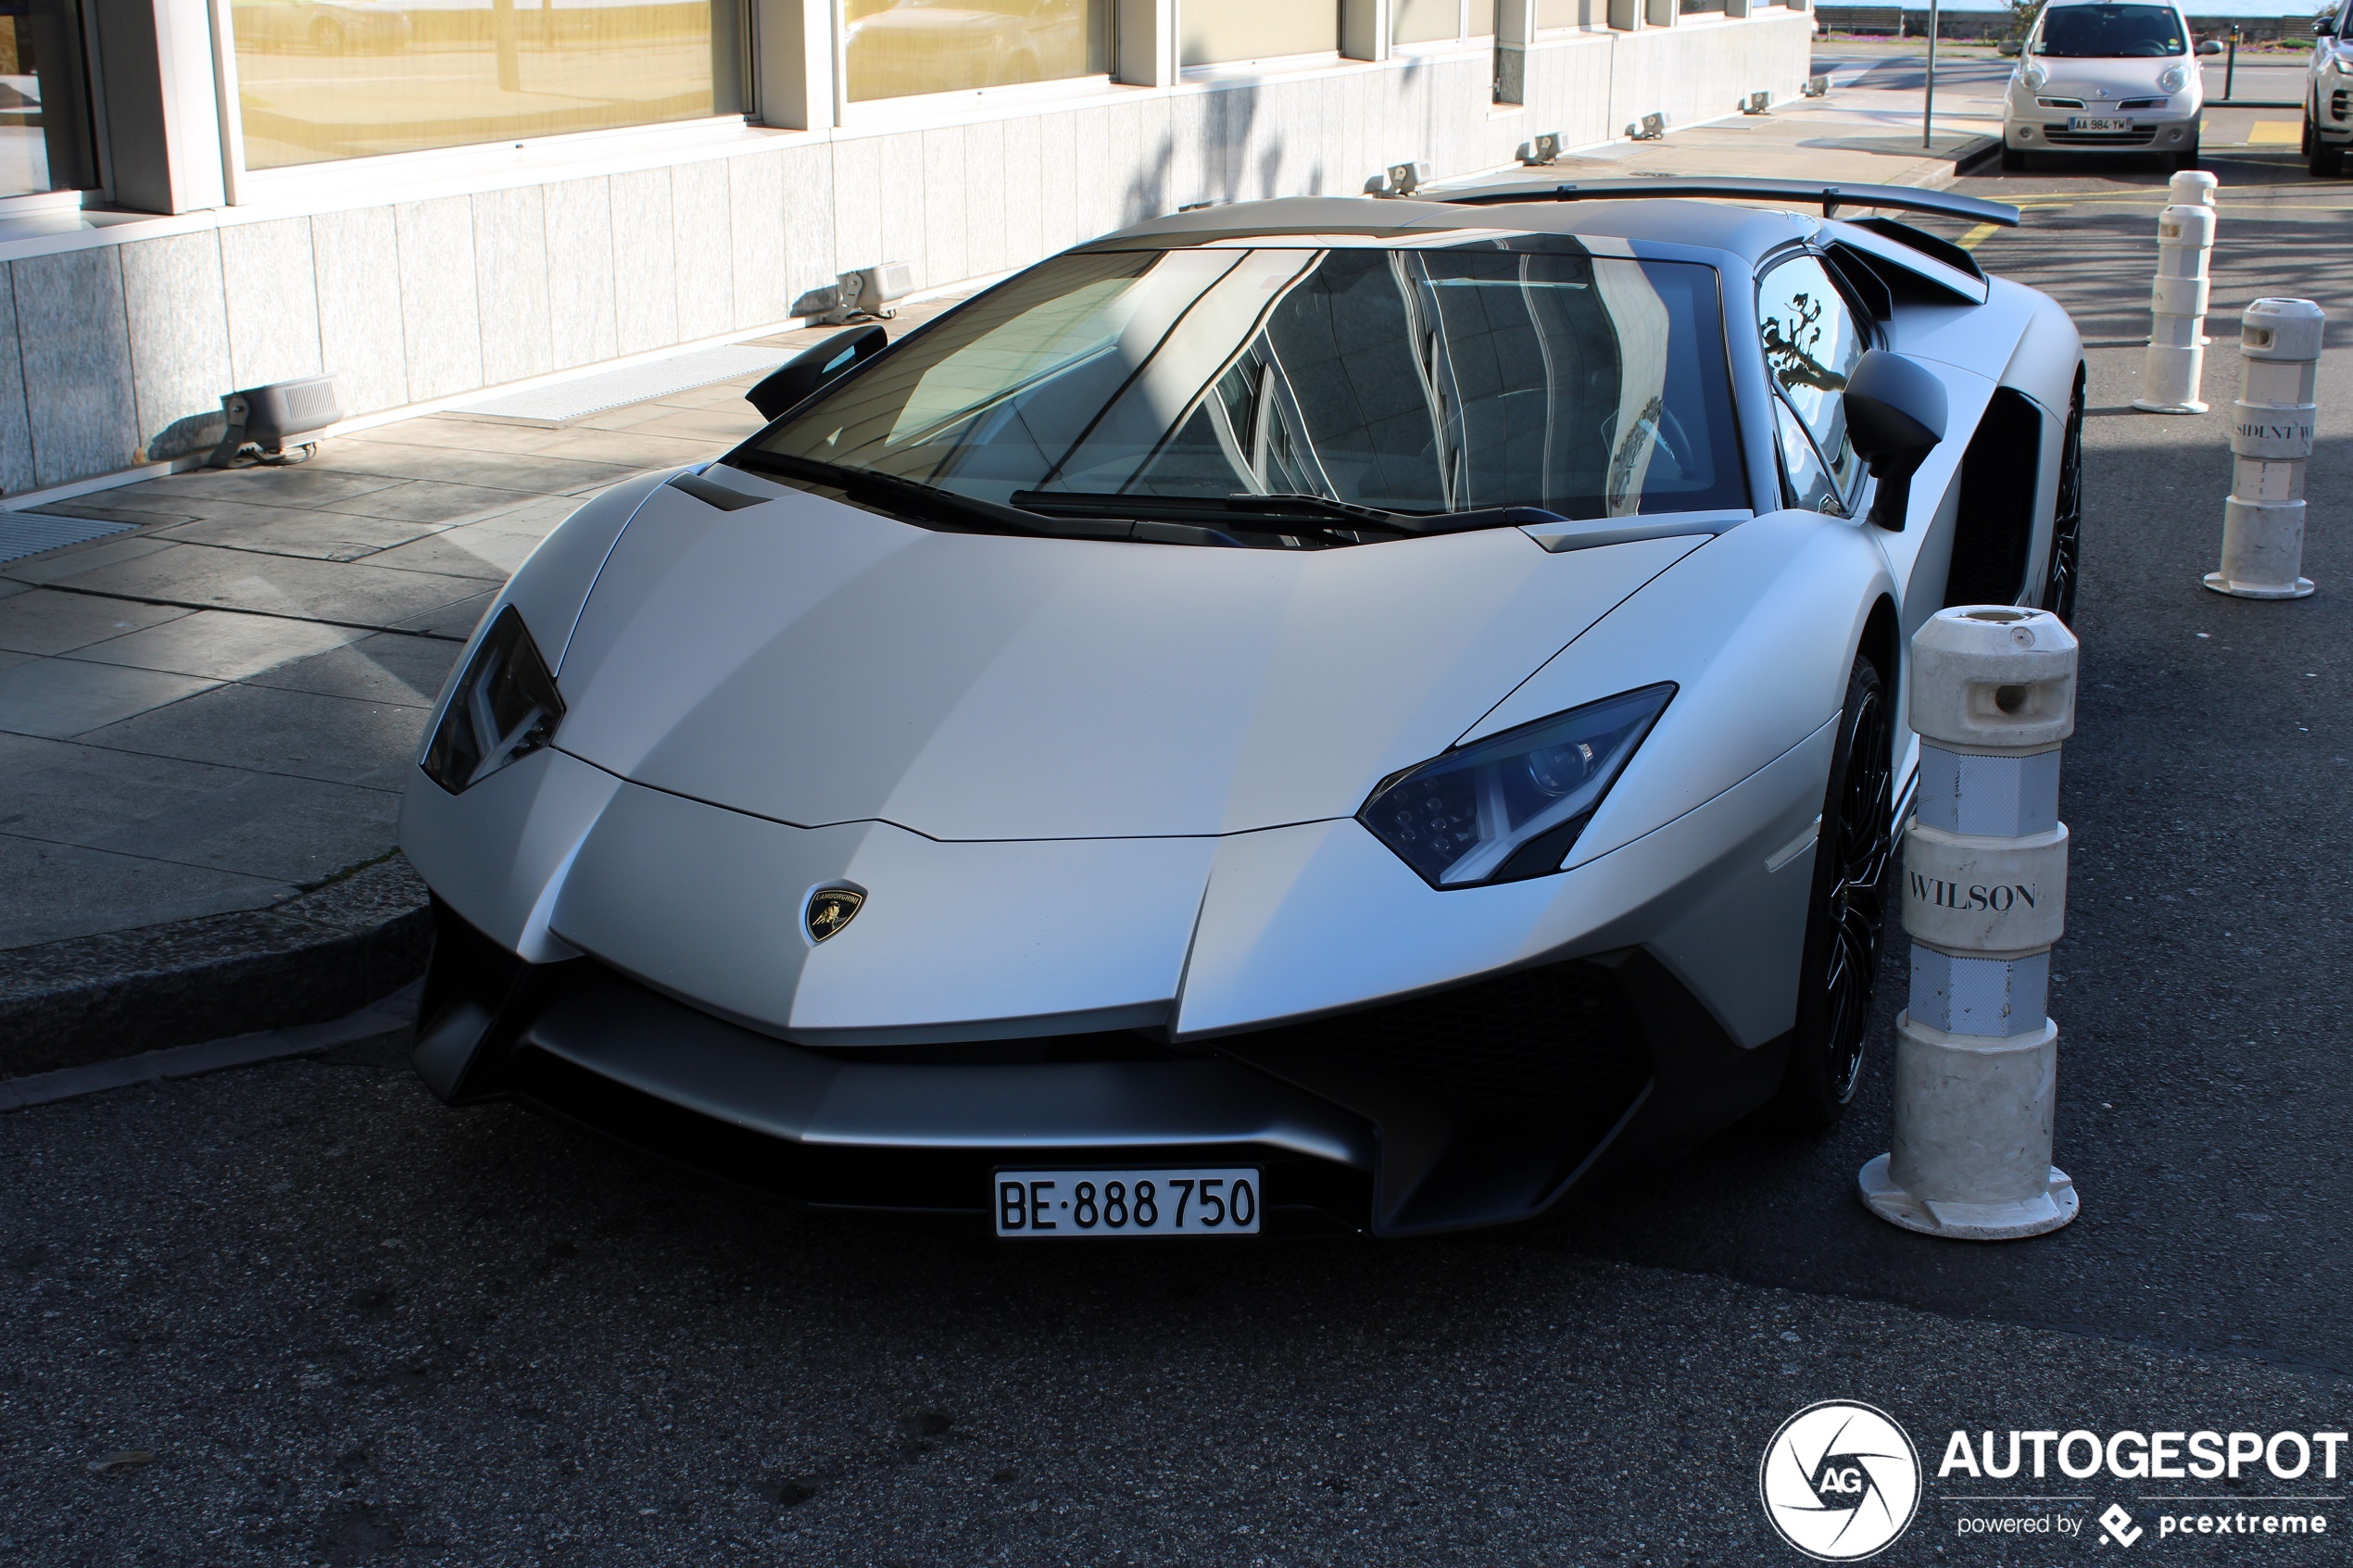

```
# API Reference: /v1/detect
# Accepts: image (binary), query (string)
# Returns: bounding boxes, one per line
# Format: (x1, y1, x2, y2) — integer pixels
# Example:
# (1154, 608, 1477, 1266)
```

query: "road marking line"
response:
(1958, 222, 2000, 249)
(2247, 120, 2303, 144)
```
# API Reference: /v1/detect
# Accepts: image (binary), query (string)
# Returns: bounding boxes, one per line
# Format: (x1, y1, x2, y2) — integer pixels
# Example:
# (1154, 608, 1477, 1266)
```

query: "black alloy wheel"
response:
(2040, 364, 2084, 626)
(1771, 655, 1894, 1129)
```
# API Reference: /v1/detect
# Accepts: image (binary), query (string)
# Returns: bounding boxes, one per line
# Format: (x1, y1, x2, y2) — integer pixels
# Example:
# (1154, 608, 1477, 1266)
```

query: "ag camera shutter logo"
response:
(1760, 1400, 1923, 1560)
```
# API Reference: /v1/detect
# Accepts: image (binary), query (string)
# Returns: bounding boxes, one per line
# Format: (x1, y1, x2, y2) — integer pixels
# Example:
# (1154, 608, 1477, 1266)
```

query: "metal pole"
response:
(2225, 28, 2238, 101)
(1924, 0, 1939, 148)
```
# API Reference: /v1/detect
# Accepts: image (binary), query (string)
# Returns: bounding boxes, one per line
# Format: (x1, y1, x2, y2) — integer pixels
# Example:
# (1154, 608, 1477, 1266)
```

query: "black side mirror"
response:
(2316, 17, 2334, 35)
(747, 324, 887, 422)
(1843, 349, 1946, 532)
(1997, 37, 2020, 55)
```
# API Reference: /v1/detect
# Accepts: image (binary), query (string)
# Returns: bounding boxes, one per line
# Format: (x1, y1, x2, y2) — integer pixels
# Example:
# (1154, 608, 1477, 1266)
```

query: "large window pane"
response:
(846, 0, 1111, 101)
(0, 1, 96, 197)
(1391, 0, 1456, 43)
(230, 0, 747, 170)
(1182, 0, 1339, 67)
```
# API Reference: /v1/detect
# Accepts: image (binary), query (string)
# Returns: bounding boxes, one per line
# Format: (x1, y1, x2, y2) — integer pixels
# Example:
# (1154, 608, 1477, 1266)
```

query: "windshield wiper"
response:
(1012, 489, 1570, 537)
(730, 451, 1131, 540)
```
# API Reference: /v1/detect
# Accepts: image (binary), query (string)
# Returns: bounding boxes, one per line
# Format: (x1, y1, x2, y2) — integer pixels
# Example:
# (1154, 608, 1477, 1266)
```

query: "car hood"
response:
(548, 479, 1705, 842)
(2024, 56, 2188, 97)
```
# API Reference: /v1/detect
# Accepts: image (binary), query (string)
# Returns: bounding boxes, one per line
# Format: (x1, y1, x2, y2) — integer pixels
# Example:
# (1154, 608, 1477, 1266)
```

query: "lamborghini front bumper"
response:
(412, 897, 1773, 1236)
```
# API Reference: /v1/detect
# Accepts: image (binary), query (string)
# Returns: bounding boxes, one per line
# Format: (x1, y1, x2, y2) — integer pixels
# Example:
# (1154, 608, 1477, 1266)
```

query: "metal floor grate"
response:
(454, 345, 794, 424)
(0, 512, 135, 566)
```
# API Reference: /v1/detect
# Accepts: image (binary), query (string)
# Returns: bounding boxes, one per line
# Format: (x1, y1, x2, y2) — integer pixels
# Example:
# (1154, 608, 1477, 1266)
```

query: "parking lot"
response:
(5, 86, 2352, 1568)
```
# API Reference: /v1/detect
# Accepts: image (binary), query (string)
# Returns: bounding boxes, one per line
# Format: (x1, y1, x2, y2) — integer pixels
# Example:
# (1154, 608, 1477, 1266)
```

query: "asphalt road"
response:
(5, 157, 2352, 1565)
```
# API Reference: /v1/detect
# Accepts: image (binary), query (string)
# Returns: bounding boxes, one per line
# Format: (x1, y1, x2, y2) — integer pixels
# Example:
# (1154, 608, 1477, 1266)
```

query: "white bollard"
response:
(2168, 169, 2218, 208)
(2134, 198, 2218, 414)
(2167, 170, 2219, 345)
(1860, 606, 2079, 1242)
(2205, 297, 2323, 599)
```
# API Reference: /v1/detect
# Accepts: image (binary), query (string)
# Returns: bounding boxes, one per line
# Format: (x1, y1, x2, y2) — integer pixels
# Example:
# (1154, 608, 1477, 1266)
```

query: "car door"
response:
(1757, 248, 1976, 680)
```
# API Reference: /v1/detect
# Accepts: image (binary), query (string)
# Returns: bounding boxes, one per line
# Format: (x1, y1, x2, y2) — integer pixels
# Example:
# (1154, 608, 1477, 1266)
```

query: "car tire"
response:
(2040, 364, 2084, 627)
(2175, 132, 2200, 170)
(2311, 134, 2344, 177)
(1768, 654, 1894, 1131)
(2001, 145, 2028, 171)
(2304, 112, 2316, 157)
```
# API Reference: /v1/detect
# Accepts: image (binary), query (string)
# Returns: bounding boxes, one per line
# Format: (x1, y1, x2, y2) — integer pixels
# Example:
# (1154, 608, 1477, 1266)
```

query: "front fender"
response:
(1459, 508, 1896, 870)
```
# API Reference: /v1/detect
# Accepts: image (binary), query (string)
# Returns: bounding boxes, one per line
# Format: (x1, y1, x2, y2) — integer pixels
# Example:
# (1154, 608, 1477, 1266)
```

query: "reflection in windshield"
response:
(754, 245, 1744, 522)
(2034, 4, 2184, 57)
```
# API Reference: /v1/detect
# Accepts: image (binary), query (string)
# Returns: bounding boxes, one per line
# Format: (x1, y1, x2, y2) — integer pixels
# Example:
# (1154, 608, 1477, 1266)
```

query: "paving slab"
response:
(145, 508, 459, 562)
(0, 588, 191, 656)
(36, 542, 497, 631)
(62, 608, 363, 682)
(0, 836, 291, 953)
(0, 659, 218, 739)
(241, 631, 461, 708)
(80, 682, 428, 791)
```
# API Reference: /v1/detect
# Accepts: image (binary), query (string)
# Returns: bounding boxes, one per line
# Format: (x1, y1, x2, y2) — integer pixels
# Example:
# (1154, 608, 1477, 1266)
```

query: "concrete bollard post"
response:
(1859, 606, 2079, 1242)
(2168, 170, 2218, 343)
(2134, 196, 2218, 414)
(2205, 297, 2324, 599)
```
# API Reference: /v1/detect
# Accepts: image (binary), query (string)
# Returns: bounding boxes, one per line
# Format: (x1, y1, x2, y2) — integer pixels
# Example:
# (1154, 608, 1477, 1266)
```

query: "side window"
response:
(1773, 399, 1840, 515)
(1757, 256, 1870, 510)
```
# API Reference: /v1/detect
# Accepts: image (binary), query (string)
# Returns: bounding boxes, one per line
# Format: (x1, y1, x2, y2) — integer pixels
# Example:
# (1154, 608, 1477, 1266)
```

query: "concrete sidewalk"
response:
(0, 298, 957, 1074)
(1480, 44, 2008, 193)
(0, 77, 1994, 1078)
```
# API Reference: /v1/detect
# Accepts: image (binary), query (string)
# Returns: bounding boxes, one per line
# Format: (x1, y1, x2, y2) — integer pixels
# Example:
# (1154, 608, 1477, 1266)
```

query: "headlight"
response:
(1358, 684, 1674, 888)
(2159, 64, 2189, 92)
(2022, 64, 2046, 90)
(420, 606, 566, 794)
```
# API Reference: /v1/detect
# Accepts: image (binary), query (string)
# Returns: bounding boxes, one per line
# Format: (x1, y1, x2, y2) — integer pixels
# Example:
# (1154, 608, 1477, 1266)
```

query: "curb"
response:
(1946, 135, 2002, 179)
(0, 984, 421, 1112)
(0, 856, 430, 1083)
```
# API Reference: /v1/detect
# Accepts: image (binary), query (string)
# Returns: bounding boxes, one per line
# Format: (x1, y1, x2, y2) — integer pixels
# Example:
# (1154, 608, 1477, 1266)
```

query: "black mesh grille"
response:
(1294, 966, 1636, 1109)
(1231, 960, 1650, 1113)
(2042, 124, 2158, 145)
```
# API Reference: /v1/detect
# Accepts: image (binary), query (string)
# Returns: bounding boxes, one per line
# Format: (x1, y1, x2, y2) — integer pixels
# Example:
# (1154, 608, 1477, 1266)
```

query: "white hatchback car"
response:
(2002, 0, 2207, 170)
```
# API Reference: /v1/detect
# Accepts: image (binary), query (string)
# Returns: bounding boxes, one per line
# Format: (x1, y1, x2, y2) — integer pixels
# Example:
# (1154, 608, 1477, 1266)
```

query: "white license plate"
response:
(994, 1168, 1262, 1236)
(2068, 116, 2134, 132)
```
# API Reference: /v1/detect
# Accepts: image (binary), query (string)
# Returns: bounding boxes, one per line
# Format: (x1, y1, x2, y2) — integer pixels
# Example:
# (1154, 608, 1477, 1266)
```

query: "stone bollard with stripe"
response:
(1859, 606, 2079, 1241)
(2134, 190, 2218, 414)
(2205, 297, 2323, 599)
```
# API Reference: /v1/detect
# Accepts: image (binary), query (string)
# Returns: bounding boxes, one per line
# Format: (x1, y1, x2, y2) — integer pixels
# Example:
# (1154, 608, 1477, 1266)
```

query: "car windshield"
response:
(747, 244, 1745, 526)
(2034, 4, 2185, 56)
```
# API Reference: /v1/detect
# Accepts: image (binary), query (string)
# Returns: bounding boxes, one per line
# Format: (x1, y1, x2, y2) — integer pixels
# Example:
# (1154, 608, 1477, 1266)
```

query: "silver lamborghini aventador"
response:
(399, 178, 2082, 1237)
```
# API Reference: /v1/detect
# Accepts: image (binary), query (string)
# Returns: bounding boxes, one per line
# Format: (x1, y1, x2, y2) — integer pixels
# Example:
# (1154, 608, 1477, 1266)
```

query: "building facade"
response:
(0, 0, 1810, 497)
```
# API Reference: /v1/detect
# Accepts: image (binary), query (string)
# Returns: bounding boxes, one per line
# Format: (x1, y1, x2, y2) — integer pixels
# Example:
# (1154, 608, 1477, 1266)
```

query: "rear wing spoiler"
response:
(1435, 177, 2021, 231)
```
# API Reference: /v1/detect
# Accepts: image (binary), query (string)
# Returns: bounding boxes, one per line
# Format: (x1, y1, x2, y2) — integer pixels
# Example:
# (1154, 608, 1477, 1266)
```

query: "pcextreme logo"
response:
(1760, 1401, 1924, 1561)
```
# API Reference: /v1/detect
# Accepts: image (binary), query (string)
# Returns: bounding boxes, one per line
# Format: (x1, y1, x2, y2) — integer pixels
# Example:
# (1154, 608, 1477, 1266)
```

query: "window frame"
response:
(1754, 245, 1881, 519)
(212, 0, 760, 188)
